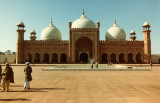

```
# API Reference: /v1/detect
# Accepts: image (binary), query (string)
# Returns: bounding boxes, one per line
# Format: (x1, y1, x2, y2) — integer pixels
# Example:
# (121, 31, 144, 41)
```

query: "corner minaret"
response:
(30, 30, 37, 41)
(130, 30, 136, 41)
(142, 21, 151, 63)
(16, 21, 26, 64)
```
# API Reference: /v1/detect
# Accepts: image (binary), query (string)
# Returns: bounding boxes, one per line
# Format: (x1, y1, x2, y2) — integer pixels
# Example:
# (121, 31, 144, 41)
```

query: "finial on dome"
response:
(82, 8, 85, 15)
(51, 17, 53, 24)
(49, 17, 54, 26)
(114, 18, 116, 24)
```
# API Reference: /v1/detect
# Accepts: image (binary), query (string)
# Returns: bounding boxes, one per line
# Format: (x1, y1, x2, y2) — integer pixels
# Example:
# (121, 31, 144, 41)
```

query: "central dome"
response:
(105, 20, 126, 40)
(71, 9, 96, 28)
(41, 19, 62, 40)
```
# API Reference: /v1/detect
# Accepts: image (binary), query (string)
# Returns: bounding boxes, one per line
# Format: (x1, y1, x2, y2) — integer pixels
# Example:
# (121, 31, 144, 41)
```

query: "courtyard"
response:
(0, 65, 160, 103)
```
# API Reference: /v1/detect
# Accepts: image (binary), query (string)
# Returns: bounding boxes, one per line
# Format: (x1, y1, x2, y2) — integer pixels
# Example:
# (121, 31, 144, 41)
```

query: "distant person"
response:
(91, 62, 93, 69)
(96, 61, 98, 68)
(150, 63, 152, 70)
(24, 62, 32, 90)
(0, 65, 2, 86)
(1, 63, 14, 92)
(110, 62, 112, 65)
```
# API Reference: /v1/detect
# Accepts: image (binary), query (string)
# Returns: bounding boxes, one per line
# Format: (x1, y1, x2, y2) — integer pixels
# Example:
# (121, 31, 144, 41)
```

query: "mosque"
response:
(16, 9, 151, 64)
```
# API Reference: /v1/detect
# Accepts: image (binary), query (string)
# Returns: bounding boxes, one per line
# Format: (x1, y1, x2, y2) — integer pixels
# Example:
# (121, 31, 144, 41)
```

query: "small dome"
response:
(41, 19, 62, 40)
(71, 9, 96, 28)
(130, 30, 135, 34)
(143, 21, 150, 26)
(30, 29, 36, 34)
(17, 21, 24, 26)
(105, 20, 126, 40)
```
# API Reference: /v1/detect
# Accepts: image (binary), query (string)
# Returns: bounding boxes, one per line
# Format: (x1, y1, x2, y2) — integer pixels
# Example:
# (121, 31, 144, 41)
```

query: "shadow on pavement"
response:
(10, 85, 24, 87)
(30, 88, 66, 90)
(9, 90, 47, 92)
(0, 98, 31, 101)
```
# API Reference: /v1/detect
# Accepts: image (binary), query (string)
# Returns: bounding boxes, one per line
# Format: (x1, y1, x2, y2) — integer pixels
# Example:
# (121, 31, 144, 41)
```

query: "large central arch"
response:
(75, 37, 93, 63)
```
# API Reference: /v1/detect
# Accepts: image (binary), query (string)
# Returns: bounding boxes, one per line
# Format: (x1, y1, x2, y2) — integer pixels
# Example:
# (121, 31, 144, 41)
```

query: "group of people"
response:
(0, 62, 32, 92)
(91, 61, 98, 69)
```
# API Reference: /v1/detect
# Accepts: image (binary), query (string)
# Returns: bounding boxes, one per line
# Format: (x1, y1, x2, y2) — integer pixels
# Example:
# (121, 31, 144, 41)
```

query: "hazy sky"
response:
(0, 0, 160, 54)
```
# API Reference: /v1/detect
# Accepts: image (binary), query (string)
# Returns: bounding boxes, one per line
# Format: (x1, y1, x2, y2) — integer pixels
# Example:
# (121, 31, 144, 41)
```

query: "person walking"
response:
(24, 62, 32, 90)
(1, 63, 14, 92)
(96, 61, 98, 68)
(0, 65, 2, 86)
(150, 63, 152, 70)
(91, 62, 93, 69)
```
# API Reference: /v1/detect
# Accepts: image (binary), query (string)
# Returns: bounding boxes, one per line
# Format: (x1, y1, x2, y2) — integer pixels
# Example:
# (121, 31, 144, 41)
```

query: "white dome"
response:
(130, 30, 135, 34)
(30, 29, 36, 34)
(143, 21, 150, 26)
(41, 20, 62, 40)
(71, 10, 96, 28)
(17, 21, 24, 26)
(105, 20, 126, 40)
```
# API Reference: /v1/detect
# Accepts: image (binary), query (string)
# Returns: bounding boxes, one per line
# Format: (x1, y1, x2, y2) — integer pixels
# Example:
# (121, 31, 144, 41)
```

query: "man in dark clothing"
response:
(1, 63, 14, 92)
(24, 62, 32, 90)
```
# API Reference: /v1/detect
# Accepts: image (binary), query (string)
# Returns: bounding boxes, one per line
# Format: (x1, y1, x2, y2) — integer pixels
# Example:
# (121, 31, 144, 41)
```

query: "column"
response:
(49, 53, 52, 63)
(58, 53, 61, 63)
(125, 53, 128, 63)
(116, 53, 119, 63)
(108, 53, 111, 64)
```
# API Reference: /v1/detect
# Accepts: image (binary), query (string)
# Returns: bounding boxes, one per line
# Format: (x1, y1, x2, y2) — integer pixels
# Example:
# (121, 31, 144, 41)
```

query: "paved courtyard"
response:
(0, 65, 160, 103)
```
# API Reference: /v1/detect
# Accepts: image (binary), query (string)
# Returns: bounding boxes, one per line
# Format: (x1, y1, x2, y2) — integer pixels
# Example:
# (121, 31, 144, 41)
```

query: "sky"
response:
(0, 0, 160, 54)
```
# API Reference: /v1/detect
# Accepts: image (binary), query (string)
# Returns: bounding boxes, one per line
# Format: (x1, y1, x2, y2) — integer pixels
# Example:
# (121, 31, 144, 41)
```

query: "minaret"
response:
(130, 30, 136, 41)
(16, 21, 26, 64)
(30, 30, 37, 41)
(142, 21, 151, 63)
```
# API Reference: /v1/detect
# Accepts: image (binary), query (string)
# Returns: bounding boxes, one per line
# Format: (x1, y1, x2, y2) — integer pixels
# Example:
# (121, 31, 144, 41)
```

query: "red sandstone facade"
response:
(16, 21, 151, 64)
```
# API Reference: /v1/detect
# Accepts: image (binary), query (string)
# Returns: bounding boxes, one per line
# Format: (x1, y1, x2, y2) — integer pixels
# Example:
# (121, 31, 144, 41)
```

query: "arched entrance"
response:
(128, 53, 134, 63)
(43, 53, 49, 63)
(119, 53, 125, 63)
(28, 53, 32, 62)
(75, 37, 93, 63)
(34, 53, 40, 63)
(52, 53, 58, 63)
(111, 53, 116, 63)
(136, 53, 142, 63)
(102, 53, 108, 63)
(61, 53, 67, 62)
(80, 53, 88, 62)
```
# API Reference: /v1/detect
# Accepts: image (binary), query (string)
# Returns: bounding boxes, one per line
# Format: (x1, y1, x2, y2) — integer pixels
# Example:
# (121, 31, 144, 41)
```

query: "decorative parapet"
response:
(99, 40, 144, 44)
(71, 28, 98, 32)
(24, 40, 69, 44)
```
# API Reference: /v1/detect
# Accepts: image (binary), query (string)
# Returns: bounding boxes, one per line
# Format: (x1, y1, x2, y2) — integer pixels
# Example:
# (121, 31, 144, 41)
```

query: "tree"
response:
(5, 50, 12, 55)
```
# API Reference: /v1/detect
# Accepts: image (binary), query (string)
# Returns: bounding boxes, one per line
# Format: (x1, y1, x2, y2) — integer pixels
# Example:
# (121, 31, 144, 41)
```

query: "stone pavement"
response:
(0, 65, 160, 103)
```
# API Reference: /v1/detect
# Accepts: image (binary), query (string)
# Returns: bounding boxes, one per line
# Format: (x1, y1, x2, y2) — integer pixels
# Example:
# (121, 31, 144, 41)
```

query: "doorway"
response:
(80, 53, 88, 62)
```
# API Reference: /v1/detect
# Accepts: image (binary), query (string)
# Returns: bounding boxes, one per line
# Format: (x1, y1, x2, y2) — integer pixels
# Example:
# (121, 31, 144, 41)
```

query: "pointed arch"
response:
(102, 53, 108, 63)
(34, 53, 40, 63)
(136, 53, 142, 63)
(52, 53, 58, 63)
(111, 53, 116, 63)
(128, 53, 134, 63)
(43, 53, 49, 63)
(61, 53, 67, 62)
(119, 53, 125, 63)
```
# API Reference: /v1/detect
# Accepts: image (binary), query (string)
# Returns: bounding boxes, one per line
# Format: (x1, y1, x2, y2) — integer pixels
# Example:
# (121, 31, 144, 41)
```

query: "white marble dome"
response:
(130, 30, 135, 34)
(105, 20, 126, 40)
(71, 10, 96, 28)
(30, 29, 36, 34)
(41, 19, 62, 40)
(17, 21, 24, 26)
(143, 21, 150, 26)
